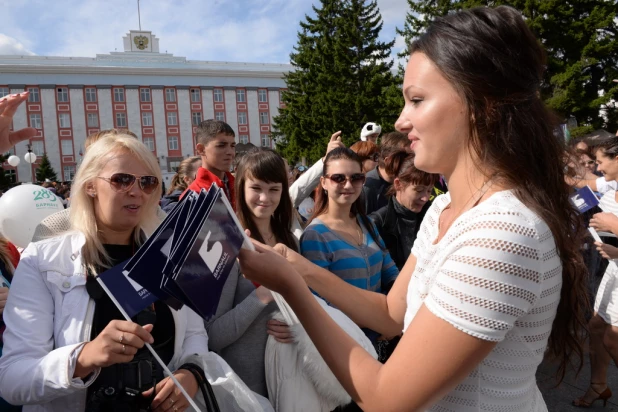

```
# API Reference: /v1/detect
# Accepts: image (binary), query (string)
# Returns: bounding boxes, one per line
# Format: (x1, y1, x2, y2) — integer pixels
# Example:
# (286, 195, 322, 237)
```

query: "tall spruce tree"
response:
(273, 0, 400, 162)
(397, 0, 618, 135)
(35, 153, 58, 182)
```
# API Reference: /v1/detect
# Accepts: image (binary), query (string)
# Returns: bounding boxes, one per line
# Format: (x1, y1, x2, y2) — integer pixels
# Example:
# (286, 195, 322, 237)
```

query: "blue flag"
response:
(570, 186, 600, 213)
(98, 259, 158, 318)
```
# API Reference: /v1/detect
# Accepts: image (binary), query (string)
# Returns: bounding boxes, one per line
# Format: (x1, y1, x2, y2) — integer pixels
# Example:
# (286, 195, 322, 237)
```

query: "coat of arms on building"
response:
(134, 35, 149, 50)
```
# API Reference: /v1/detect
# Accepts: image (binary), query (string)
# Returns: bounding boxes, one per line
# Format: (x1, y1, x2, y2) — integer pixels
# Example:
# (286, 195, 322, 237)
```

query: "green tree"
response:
(273, 0, 400, 162)
(397, 0, 618, 133)
(0, 153, 9, 190)
(35, 153, 58, 182)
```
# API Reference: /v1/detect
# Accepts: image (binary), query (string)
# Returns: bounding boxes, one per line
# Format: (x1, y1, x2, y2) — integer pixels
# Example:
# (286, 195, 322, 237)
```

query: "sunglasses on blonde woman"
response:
(97, 173, 159, 194)
(325, 173, 366, 186)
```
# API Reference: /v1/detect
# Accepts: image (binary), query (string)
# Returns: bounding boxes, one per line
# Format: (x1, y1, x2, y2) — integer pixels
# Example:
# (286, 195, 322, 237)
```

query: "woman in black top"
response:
(370, 151, 439, 271)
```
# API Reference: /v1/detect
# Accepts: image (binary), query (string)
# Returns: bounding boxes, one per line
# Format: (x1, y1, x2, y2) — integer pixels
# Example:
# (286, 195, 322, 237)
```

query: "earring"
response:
(91, 193, 96, 198)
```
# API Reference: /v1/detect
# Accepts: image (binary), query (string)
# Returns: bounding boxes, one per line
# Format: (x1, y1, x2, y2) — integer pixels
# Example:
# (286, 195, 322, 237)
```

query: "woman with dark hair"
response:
(205, 148, 295, 398)
(238, 6, 589, 411)
(370, 151, 439, 271)
(300, 147, 399, 344)
(160, 156, 201, 213)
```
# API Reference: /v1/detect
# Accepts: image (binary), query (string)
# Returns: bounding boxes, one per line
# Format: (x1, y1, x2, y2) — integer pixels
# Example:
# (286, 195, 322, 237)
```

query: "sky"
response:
(0, 0, 410, 64)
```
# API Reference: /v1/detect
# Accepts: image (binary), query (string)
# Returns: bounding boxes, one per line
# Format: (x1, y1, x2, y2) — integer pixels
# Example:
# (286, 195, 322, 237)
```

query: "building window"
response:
(169, 160, 181, 172)
(143, 137, 155, 151)
(238, 112, 247, 125)
(29, 113, 42, 129)
(58, 113, 71, 128)
(190, 88, 201, 102)
(61, 140, 73, 156)
(167, 112, 178, 126)
(0, 87, 9, 98)
(115, 113, 127, 128)
(261, 134, 270, 147)
(113, 88, 125, 102)
(239, 135, 249, 144)
(85, 88, 97, 102)
(260, 111, 269, 125)
(63, 165, 76, 182)
(236, 89, 246, 103)
(213, 89, 223, 102)
(258, 89, 268, 103)
(140, 88, 151, 102)
(87, 113, 99, 128)
(142, 112, 153, 126)
(32, 140, 45, 156)
(28, 88, 40, 102)
(192, 112, 202, 126)
(57, 87, 69, 102)
(215, 111, 225, 121)
(168, 136, 179, 151)
(165, 88, 176, 102)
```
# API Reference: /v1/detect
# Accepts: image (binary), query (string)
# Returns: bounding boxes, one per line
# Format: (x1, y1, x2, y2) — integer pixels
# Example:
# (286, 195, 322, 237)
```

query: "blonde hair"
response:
(70, 133, 162, 275)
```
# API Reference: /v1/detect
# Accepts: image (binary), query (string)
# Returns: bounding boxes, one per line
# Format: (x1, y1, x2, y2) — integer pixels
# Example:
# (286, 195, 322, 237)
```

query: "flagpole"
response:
(96, 277, 202, 412)
(137, 0, 142, 30)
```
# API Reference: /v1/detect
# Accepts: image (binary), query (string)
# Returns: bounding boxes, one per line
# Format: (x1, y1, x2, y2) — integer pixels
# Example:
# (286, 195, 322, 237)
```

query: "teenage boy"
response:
(186, 120, 237, 209)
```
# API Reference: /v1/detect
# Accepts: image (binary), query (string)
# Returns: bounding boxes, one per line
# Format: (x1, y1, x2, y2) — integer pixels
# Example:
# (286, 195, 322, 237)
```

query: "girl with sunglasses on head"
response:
(0, 134, 210, 411)
(161, 156, 202, 213)
(300, 148, 399, 345)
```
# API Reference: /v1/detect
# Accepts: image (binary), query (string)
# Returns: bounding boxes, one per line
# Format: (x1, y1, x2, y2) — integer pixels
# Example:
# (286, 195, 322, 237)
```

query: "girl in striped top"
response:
(300, 148, 399, 341)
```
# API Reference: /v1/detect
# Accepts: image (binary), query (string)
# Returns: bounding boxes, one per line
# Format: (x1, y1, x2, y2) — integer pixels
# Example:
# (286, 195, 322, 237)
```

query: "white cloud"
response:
(0, 0, 410, 63)
(0, 34, 35, 56)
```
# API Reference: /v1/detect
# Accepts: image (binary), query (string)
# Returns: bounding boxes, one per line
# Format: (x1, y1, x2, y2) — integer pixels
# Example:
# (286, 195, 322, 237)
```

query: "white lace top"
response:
(405, 190, 559, 412)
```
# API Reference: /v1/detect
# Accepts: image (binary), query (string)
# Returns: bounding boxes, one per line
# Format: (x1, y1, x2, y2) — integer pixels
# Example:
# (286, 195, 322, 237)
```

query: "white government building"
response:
(0, 29, 291, 185)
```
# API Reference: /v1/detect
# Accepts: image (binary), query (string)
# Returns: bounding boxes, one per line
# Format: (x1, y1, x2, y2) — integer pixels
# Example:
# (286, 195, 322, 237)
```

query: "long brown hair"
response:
(310, 147, 383, 249)
(167, 156, 201, 194)
(235, 149, 298, 252)
(413, 6, 588, 381)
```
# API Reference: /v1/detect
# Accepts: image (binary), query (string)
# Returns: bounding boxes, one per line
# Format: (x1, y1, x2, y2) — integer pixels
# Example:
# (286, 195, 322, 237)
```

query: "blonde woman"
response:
(0, 134, 209, 412)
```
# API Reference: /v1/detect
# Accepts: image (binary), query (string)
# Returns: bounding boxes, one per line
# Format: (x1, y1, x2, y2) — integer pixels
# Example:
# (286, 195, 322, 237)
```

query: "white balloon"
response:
(0, 185, 64, 248)
(7, 155, 20, 167)
(24, 152, 37, 164)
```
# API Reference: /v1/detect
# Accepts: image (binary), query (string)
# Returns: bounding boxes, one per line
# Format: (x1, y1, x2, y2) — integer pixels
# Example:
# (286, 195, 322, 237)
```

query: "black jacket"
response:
(160, 189, 183, 213)
(363, 167, 391, 215)
(370, 197, 426, 271)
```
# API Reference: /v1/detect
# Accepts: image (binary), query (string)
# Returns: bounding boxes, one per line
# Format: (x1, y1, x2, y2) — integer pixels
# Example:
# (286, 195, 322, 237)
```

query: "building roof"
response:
(0, 30, 292, 88)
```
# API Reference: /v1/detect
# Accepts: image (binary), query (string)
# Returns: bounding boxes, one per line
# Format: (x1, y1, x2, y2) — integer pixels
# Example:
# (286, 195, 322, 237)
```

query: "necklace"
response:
(438, 178, 495, 240)
(262, 231, 275, 242)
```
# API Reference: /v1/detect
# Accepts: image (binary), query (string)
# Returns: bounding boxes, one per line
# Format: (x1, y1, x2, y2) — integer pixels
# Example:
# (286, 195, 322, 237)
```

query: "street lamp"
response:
(24, 144, 37, 183)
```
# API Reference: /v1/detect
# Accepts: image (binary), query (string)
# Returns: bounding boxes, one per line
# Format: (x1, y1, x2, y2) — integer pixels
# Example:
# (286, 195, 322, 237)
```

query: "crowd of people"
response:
(0, 5, 617, 412)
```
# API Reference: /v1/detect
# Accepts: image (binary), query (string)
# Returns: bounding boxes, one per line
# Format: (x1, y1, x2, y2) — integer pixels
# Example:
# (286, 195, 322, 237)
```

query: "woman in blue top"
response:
(300, 148, 399, 337)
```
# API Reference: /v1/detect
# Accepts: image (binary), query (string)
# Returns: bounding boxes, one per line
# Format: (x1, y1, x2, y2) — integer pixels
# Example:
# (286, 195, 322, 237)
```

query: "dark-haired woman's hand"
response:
(238, 240, 305, 296)
(272, 243, 320, 283)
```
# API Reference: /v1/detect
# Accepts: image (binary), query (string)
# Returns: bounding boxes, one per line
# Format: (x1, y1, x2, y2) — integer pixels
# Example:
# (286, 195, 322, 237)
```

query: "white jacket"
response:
(0, 232, 209, 412)
(289, 158, 323, 240)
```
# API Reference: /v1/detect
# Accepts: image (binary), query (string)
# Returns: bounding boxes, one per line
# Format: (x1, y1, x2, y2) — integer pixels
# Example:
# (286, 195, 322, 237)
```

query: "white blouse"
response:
(405, 190, 559, 412)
